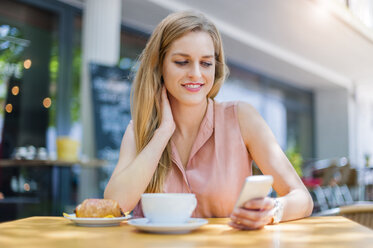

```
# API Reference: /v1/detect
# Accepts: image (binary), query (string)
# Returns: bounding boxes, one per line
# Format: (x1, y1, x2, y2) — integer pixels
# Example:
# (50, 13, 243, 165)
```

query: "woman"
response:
(104, 11, 313, 230)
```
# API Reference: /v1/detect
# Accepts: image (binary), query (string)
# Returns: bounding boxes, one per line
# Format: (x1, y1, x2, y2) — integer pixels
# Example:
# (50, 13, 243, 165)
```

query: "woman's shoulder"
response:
(213, 100, 237, 121)
(213, 100, 262, 134)
(214, 100, 263, 133)
(123, 120, 134, 137)
(213, 99, 237, 108)
(236, 101, 259, 116)
(213, 100, 258, 117)
(236, 101, 269, 145)
(236, 101, 263, 125)
(126, 120, 134, 129)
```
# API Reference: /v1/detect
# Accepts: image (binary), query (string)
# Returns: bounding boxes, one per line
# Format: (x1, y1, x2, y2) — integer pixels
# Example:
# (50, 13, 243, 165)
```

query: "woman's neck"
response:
(169, 98, 208, 139)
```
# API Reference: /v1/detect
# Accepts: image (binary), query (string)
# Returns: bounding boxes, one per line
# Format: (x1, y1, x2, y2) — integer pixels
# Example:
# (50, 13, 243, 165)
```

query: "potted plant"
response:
(286, 147, 303, 178)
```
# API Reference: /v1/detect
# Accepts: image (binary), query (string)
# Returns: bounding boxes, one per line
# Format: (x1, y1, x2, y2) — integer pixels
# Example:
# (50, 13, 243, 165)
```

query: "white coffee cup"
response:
(141, 193, 197, 224)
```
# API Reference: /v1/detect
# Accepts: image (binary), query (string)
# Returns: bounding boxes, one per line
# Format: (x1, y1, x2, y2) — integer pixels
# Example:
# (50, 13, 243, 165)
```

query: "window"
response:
(216, 64, 314, 160)
(0, 0, 58, 158)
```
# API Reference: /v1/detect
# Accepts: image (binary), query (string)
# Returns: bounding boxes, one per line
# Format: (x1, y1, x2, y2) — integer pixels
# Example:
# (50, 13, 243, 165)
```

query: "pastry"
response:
(75, 199, 123, 218)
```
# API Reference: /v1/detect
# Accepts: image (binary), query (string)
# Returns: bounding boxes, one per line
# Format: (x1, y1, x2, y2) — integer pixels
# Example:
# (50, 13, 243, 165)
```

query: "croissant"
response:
(75, 199, 123, 218)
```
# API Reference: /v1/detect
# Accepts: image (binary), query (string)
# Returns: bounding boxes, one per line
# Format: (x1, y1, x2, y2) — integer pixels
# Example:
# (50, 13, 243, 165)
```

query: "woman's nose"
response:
(188, 63, 202, 79)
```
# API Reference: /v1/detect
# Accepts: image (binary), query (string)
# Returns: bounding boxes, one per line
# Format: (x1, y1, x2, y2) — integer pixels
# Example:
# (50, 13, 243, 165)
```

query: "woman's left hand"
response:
(229, 197, 275, 230)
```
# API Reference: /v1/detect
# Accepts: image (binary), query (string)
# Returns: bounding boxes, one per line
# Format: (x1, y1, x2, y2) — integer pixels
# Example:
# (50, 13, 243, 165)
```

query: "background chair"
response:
(339, 204, 373, 229)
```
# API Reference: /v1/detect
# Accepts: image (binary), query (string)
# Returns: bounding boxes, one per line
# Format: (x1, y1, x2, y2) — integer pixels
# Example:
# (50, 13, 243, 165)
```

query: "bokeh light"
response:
(43, 97, 52, 108)
(24, 59, 32, 69)
(24, 183, 30, 191)
(5, 103, 13, 113)
(11, 86, 19, 96)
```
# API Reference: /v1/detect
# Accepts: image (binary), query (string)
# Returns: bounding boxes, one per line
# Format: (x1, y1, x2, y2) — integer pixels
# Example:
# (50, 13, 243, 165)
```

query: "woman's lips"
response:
(181, 83, 204, 92)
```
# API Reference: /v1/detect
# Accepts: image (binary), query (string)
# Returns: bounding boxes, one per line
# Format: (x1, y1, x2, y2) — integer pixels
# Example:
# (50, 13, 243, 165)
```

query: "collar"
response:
(170, 98, 214, 183)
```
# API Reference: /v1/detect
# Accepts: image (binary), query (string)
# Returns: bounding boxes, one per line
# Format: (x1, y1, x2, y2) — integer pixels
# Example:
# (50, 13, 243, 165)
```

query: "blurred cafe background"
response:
(1, 0, 373, 222)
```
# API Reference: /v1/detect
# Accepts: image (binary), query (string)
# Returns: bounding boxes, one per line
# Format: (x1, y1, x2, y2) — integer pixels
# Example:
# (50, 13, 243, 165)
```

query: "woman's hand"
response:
(158, 86, 175, 136)
(229, 197, 275, 230)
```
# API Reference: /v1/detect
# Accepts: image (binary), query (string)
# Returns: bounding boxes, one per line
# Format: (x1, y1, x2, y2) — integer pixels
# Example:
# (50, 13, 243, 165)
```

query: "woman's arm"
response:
(230, 101, 313, 229)
(104, 87, 175, 212)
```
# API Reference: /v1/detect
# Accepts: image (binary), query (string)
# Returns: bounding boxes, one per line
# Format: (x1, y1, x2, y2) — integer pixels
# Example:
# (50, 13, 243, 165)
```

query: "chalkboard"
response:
(90, 63, 132, 161)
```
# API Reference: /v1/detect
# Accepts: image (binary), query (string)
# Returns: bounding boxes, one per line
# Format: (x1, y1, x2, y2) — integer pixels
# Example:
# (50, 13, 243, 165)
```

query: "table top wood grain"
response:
(0, 216, 372, 248)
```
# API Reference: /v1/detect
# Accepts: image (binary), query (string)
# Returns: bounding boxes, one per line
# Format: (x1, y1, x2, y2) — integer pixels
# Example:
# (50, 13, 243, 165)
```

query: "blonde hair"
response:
(131, 11, 228, 193)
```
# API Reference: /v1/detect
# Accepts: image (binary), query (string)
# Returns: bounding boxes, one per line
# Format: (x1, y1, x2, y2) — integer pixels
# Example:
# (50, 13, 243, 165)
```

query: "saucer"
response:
(64, 214, 131, 227)
(127, 218, 208, 234)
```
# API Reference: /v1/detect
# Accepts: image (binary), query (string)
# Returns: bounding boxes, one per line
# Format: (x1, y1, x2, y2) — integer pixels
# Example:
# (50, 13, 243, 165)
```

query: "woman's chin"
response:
(173, 95, 208, 107)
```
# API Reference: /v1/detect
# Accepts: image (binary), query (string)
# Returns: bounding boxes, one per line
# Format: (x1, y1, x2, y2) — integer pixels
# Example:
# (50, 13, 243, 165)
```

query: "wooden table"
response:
(0, 216, 373, 248)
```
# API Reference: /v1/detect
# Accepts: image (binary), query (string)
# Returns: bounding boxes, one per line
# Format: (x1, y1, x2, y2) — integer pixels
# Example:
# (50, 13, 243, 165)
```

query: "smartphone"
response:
(234, 175, 274, 208)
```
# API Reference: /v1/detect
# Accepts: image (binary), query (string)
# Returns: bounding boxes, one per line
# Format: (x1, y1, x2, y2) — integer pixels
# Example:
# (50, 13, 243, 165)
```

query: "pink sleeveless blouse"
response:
(133, 99, 252, 217)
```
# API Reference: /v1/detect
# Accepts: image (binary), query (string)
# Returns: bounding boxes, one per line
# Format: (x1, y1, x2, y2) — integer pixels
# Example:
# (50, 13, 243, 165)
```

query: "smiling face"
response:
(162, 31, 215, 107)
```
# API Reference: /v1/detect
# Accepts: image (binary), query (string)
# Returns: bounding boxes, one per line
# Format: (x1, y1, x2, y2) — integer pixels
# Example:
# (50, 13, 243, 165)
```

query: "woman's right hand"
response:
(158, 86, 175, 136)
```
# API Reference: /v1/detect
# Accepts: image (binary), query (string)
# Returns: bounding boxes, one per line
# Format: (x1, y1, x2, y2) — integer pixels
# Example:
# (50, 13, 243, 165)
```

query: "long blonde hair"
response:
(131, 11, 228, 193)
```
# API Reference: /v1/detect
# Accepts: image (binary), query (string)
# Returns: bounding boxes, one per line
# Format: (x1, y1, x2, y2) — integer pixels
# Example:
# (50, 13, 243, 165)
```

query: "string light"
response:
(24, 183, 30, 191)
(24, 59, 32, 69)
(11, 86, 19, 96)
(5, 103, 13, 113)
(43, 97, 52, 108)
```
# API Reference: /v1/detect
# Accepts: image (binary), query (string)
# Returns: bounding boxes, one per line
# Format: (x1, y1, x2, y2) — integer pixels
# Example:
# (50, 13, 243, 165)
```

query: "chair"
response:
(312, 186, 330, 212)
(312, 185, 373, 229)
(339, 203, 373, 229)
(312, 184, 352, 211)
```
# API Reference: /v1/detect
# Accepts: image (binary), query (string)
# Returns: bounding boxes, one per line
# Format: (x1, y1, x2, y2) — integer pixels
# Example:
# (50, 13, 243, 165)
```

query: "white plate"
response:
(64, 214, 131, 227)
(127, 218, 208, 234)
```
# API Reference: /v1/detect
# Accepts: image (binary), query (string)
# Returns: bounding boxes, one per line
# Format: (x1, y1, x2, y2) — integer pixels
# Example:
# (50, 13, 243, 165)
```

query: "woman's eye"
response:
(174, 61, 188, 66)
(201, 61, 213, 67)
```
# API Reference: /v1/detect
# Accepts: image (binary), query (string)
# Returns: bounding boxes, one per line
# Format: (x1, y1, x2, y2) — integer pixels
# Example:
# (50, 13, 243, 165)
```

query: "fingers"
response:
(243, 197, 275, 210)
(161, 85, 166, 96)
(230, 210, 272, 230)
(232, 207, 272, 223)
(229, 217, 268, 230)
(159, 86, 175, 134)
(161, 86, 172, 110)
(161, 86, 168, 103)
(229, 198, 275, 230)
(228, 221, 262, 230)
